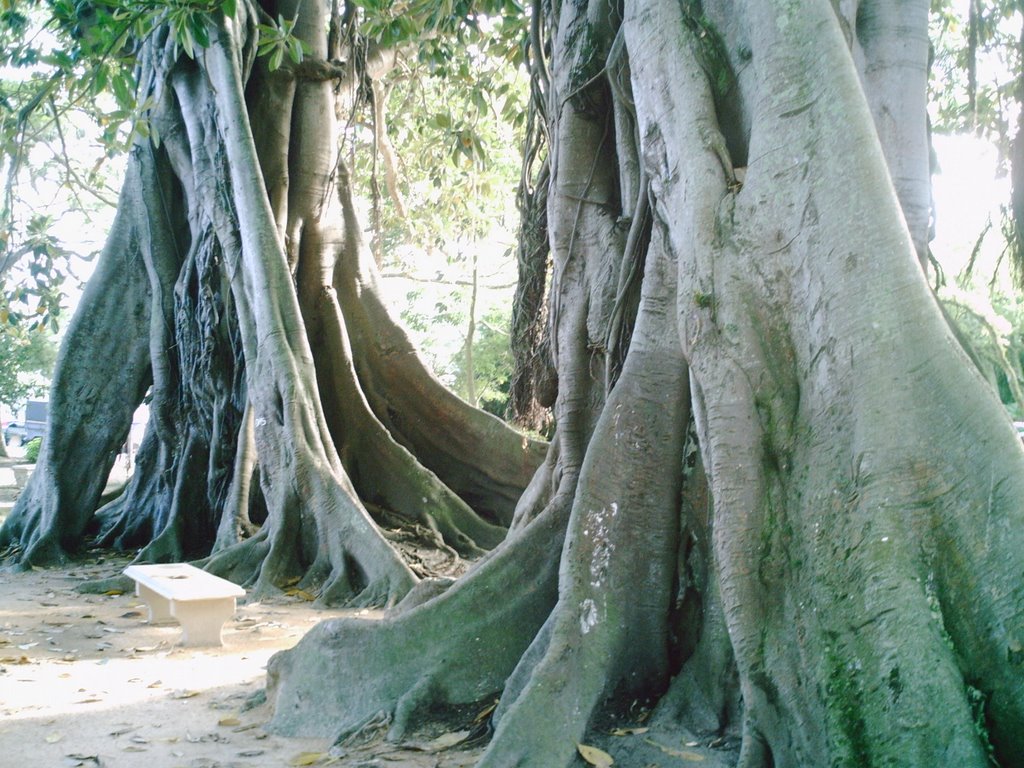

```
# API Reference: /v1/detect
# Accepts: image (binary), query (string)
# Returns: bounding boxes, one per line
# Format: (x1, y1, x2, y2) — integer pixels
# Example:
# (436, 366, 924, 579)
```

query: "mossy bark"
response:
(265, 1, 1024, 766)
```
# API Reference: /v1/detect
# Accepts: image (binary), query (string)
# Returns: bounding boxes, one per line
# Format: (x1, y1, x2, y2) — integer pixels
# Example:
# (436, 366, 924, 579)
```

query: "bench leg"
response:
(136, 583, 176, 625)
(172, 598, 237, 646)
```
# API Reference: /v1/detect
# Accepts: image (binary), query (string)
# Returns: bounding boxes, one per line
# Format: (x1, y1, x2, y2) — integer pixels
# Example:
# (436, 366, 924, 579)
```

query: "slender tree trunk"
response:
(464, 252, 478, 406)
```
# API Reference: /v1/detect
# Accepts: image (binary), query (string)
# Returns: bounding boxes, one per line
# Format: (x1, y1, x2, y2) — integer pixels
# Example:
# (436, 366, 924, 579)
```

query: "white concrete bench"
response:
(123, 563, 245, 647)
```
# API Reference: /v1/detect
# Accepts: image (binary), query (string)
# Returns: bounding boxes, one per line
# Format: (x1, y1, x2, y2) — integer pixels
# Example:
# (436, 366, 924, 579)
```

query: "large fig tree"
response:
(5, 0, 1024, 765)
(268, 0, 1024, 766)
(0, 0, 543, 605)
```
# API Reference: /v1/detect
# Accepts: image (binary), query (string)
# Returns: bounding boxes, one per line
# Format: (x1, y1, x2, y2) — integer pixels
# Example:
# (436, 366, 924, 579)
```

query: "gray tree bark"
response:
(3, 0, 1022, 765)
(0, 0, 543, 608)
(265, 1, 1024, 767)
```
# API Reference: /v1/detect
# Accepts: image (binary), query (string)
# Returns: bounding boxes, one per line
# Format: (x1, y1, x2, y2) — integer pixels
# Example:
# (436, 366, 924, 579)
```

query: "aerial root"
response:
(735, 717, 769, 768)
(334, 710, 393, 750)
(389, 676, 440, 741)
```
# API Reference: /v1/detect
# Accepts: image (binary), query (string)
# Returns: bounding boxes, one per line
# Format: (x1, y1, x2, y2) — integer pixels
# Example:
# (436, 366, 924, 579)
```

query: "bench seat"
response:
(124, 563, 245, 647)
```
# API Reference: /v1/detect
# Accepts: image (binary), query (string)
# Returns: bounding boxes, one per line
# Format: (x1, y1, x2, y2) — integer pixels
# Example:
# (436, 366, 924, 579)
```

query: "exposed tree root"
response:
(265, 486, 571, 740)
(476, 228, 688, 768)
(333, 198, 546, 526)
(303, 281, 505, 556)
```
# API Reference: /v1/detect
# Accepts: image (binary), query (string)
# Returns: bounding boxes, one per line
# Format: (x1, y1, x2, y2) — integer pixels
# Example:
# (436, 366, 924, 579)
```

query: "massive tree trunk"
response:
(0, 1, 544, 607)
(2, 0, 1022, 764)
(265, 1, 1024, 767)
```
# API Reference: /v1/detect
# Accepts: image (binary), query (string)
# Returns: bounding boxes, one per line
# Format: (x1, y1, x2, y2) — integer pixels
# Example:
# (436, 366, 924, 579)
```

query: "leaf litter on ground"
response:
(578, 742, 615, 767)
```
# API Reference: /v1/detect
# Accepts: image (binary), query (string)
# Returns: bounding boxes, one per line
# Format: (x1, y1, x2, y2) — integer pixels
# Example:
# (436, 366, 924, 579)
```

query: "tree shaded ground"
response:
(0, 547, 740, 768)
(3, 0, 1024, 766)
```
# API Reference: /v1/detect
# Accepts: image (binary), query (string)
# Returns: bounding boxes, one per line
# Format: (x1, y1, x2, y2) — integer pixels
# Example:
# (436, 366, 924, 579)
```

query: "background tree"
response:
(0, 0, 544, 600)
(928, 1, 1024, 424)
(0, 324, 57, 406)
(0, 324, 57, 457)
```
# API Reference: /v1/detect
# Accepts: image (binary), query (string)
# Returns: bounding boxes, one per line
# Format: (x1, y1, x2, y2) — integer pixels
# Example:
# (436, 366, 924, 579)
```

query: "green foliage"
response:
(349, 0, 525, 54)
(350, 10, 526, 232)
(0, 0, 303, 325)
(23, 435, 40, 462)
(929, 0, 1021, 156)
(940, 284, 1024, 418)
(452, 306, 513, 411)
(256, 13, 309, 71)
(0, 322, 57, 408)
(338, 4, 528, 410)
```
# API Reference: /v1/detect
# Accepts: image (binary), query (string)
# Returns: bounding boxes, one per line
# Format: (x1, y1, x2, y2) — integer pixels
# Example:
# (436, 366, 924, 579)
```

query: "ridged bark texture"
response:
(265, 2, 1024, 767)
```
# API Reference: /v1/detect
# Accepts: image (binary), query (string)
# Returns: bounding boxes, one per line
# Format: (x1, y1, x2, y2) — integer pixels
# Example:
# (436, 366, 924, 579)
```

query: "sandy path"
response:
(0, 556, 479, 768)
(0, 459, 736, 768)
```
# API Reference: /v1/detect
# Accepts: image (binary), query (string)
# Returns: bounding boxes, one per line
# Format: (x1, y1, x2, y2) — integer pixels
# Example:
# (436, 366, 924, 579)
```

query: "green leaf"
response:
(179, 24, 195, 59)
(110, 74, 132, 110)
(191, 18, 210, 49)
(221, 0, 237, 18)
(269, 46, 284, 71)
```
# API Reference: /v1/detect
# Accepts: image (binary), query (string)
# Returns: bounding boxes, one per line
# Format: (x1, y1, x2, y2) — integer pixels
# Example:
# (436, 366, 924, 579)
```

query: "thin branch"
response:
(49, 97, 118, 209)
(379, 270, 517, 290)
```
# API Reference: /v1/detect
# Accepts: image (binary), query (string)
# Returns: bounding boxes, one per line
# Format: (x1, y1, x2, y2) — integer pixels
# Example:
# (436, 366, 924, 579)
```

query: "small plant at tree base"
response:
(23, 438, 41, 463)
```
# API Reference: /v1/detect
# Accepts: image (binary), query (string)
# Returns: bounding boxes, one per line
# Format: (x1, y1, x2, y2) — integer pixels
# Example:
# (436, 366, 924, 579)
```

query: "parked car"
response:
(3, 421, 26, 446)
(3, 400, 48, 447)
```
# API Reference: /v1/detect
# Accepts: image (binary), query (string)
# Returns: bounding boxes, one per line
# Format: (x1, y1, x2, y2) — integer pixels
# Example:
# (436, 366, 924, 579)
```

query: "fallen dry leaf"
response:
(44, 732, 63, 743)
(289, 752, 326, 766)
(218, 716, 241, 727)
(643, 739, 705, 761)
(408, 730, 470, 752)
(578, 743, 614, 767)
(610, 727, 650, 736)
(63, 753, 101, 766)
(170, 689, 200, 699)
(473, 700, 498, 724)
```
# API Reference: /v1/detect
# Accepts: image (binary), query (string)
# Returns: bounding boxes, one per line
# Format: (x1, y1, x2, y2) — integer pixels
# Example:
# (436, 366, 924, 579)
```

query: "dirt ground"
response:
(0, 552, 489, 768)
(0, 457, 738, 768)
(0, 455, 485, 768)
